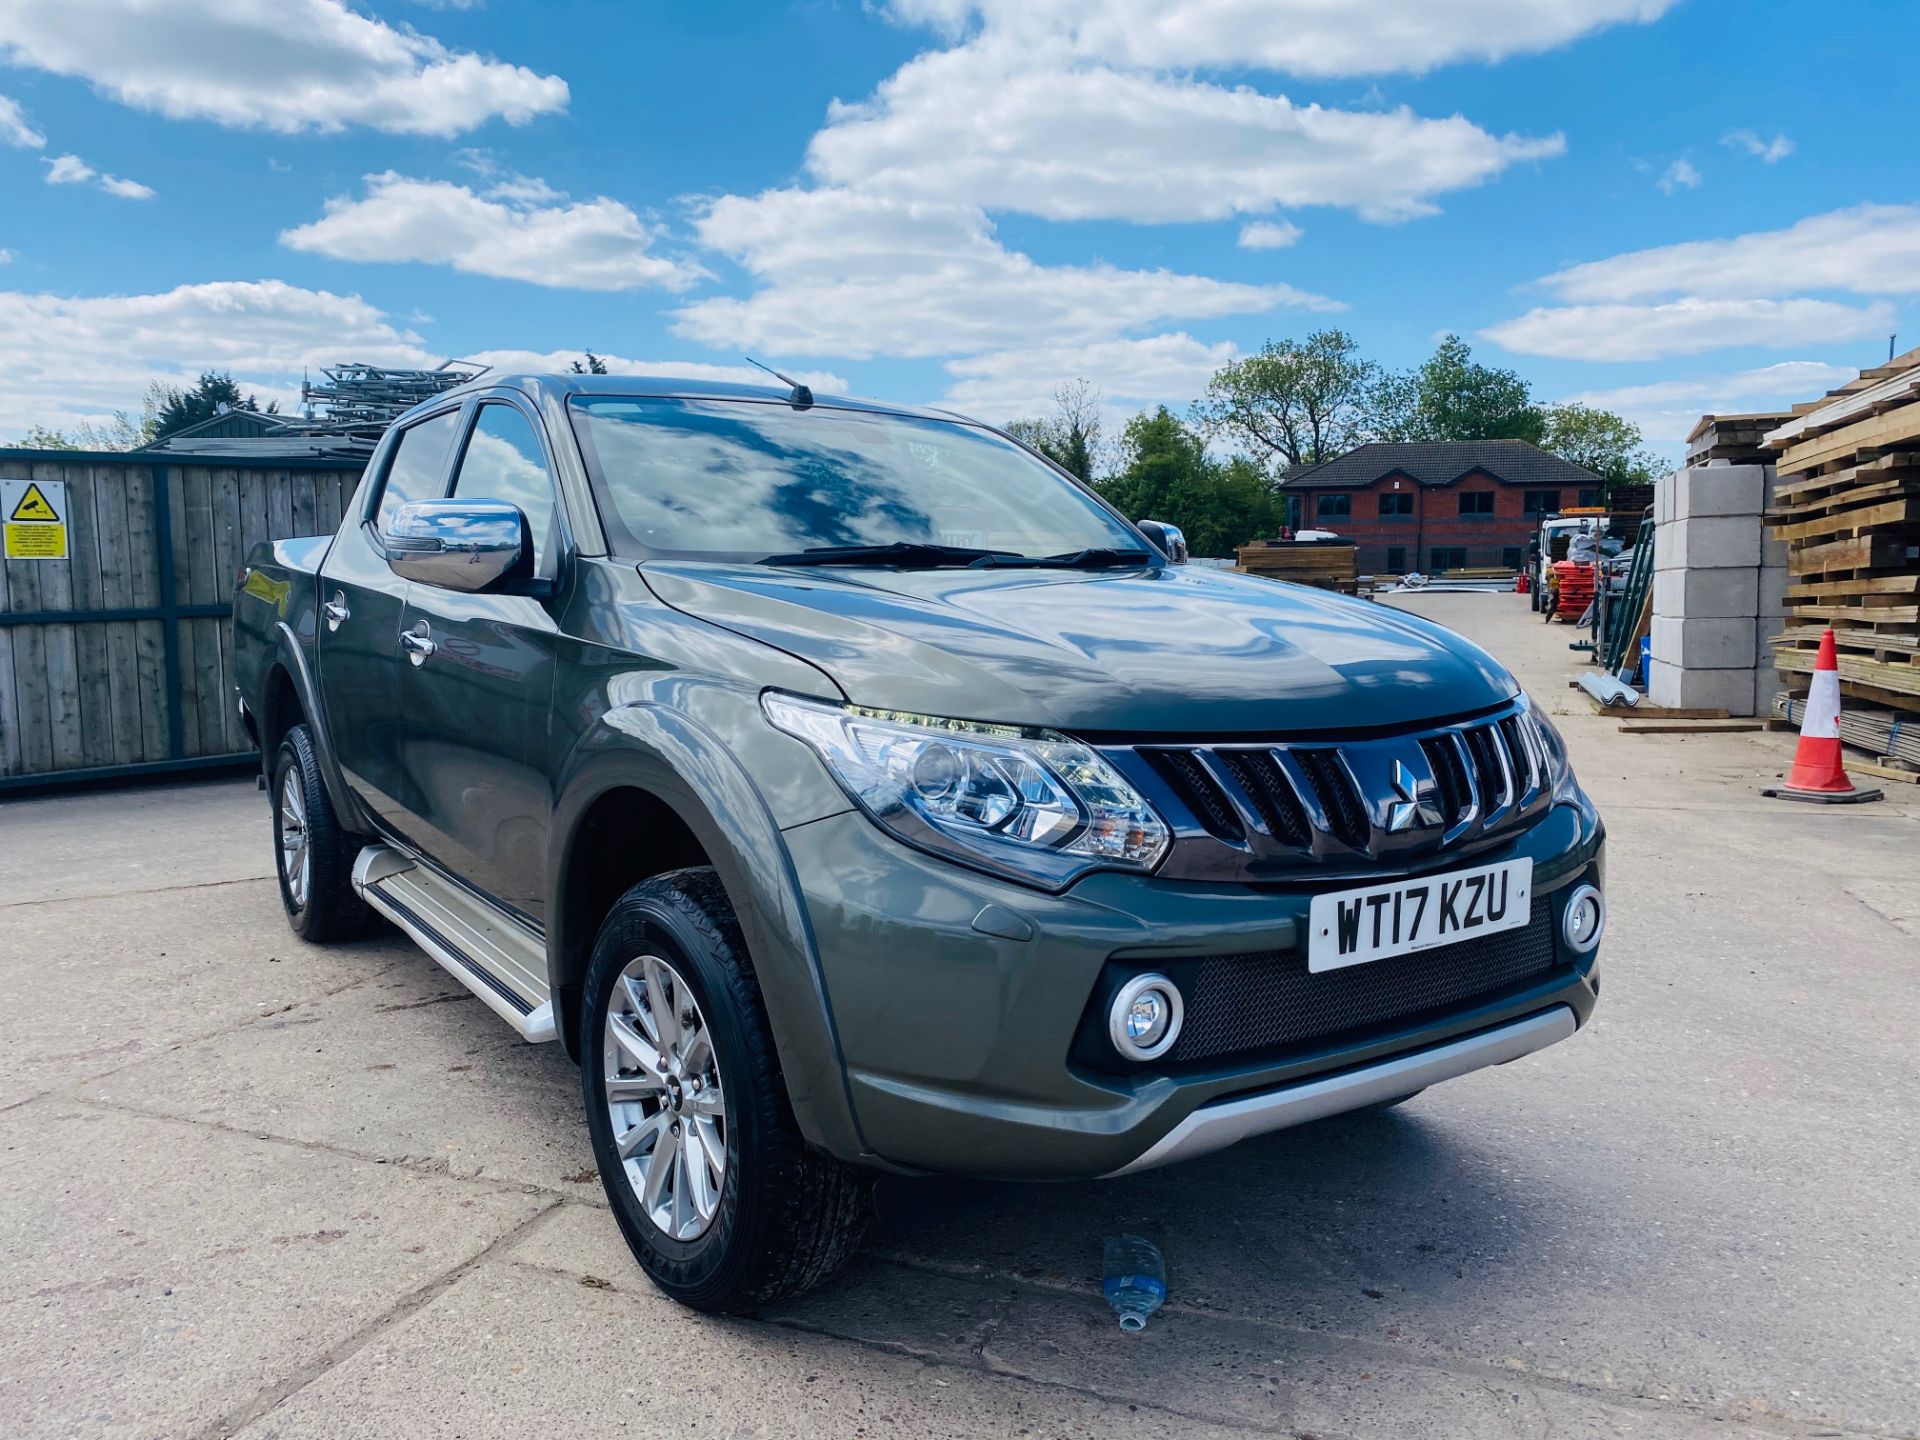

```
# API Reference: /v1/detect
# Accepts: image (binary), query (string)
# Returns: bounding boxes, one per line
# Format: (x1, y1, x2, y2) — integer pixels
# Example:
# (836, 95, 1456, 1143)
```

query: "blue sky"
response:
(2, 0, 1915, 457)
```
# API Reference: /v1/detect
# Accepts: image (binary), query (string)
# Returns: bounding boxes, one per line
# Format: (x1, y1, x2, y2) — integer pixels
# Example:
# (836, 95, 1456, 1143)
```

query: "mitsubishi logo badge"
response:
(1387, 759, 1445, 832)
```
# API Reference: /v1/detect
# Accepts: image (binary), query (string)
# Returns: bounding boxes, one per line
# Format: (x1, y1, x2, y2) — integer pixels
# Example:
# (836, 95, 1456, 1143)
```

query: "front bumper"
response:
(790, 799, 1603, 1180)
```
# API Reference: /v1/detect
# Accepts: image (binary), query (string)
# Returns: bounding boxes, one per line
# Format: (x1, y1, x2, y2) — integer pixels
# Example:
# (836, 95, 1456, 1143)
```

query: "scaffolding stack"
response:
(293, 363, 484, 437)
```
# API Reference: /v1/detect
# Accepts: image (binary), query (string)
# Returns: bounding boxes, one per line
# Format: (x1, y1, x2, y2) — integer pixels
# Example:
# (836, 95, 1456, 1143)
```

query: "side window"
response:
(375, 410, 461, 534)
(452, 404, 557, 572)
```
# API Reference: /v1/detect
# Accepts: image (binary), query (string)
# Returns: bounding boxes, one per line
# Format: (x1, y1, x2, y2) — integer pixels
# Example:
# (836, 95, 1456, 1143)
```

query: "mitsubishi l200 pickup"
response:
(234, 374, 1606, 1312)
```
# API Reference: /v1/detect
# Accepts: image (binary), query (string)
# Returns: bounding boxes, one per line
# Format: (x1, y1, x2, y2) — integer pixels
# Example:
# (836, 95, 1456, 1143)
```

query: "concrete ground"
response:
(2, 591, 1916, 1440)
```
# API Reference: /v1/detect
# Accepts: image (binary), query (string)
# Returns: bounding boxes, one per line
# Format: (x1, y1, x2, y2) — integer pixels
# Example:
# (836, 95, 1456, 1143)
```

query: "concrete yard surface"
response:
(1, 590, 1915, 1439)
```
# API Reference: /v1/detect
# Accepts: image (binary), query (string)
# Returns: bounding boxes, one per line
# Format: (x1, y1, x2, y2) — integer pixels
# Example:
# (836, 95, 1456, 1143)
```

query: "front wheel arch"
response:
(546, 710, 872, 1166)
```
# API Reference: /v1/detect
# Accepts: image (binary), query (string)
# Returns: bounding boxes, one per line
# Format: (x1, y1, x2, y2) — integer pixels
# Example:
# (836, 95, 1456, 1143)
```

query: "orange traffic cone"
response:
(1763, 628, 1882, 805)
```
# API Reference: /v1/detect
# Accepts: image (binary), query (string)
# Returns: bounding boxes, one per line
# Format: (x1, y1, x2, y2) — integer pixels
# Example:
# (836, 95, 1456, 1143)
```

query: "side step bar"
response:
(352, 845, 557, 1042)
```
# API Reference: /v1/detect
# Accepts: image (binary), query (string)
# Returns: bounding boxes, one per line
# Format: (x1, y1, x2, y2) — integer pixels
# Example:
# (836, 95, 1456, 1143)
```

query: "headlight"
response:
(763, 693, 1170, 888)
(1516, 692, 1578, 802)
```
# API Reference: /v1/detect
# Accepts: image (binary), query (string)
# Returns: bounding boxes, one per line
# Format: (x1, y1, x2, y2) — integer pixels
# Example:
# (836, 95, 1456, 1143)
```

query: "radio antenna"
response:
(744, 356, 813, 409)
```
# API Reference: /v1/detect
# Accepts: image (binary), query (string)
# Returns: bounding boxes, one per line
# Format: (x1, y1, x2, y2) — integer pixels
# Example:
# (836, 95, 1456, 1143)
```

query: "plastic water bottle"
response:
(1101, 1234, 1166, 1332)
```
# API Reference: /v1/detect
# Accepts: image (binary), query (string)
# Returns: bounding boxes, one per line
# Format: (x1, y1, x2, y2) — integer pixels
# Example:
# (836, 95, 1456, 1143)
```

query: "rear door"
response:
(394, 396, 565, 922)
(317, 405, 463, 831)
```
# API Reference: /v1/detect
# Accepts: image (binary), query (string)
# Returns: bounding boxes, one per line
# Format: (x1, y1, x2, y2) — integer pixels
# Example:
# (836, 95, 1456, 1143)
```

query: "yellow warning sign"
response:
(9, 482, 58, 522)
(2, 478, 69, 560)
(5, 523, 66, 559)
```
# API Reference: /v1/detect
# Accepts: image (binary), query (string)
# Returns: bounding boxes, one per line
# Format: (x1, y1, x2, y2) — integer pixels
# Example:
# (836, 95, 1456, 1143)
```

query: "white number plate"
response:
(1307, 858, 1533, 973)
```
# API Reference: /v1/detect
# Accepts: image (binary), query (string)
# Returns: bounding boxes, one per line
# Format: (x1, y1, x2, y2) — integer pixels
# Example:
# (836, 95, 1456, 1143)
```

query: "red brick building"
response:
(1280, 440, 1603, 576)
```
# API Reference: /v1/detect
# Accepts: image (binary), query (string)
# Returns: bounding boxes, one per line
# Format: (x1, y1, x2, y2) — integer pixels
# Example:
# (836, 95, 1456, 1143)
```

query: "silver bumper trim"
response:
(1106, 1005, 1577, 1177)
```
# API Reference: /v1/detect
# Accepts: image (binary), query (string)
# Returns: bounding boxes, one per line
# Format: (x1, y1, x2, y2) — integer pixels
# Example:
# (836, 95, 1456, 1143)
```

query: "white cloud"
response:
(42, 154, 91, 184)
(42, 152, 154, 199)
(0, 249, 14, 265)
(805, 42, 1563, 224)
(97, 173, 156, 200)
(1483, 297, 1893, 361)
(0, 93, 45, 147)
(678, 187, 1330, 359)
(1561, 360, 1851, 444)
(457, 348, 850, 394)
(0, 0, 567, 136)
(1537, 204, 1920, 303)
(1239, 219, 1302, 249)
(1722, 128, 1793, 164)
(876, 0, 1678, 78)
(1656, 157, 1700, 194)
(942, 333, 1236, 421)
(280, 172, 703, 292)
(0, 279, 432, 440)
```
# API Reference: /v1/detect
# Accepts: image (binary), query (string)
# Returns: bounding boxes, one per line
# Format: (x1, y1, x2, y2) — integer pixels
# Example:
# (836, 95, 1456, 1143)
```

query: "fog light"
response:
(1562, 883, 1605, 953)
(1109, 974, 1183, 1061)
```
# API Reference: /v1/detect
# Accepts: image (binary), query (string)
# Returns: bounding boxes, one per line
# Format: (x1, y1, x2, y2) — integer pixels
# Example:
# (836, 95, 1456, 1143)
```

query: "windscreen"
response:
(571, 397, 1139, 561)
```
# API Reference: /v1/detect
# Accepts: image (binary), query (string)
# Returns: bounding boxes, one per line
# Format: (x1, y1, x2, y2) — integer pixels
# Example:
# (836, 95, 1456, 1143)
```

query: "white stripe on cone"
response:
(1801, 665, 1841, 740)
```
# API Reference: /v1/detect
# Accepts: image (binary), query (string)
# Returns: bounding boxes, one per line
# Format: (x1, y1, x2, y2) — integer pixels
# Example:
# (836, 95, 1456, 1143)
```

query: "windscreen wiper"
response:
(758, 541, 1020, 568)
(968, 547, 1156, 569)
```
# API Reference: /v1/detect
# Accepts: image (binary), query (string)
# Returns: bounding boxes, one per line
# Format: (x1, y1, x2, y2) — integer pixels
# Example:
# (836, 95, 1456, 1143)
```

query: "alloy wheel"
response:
(278, 768, 310, 909)
(603, 953, 728, 1240)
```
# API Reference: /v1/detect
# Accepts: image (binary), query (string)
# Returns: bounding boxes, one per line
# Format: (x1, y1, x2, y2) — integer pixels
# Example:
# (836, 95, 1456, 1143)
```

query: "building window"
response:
(1523, 490, 1559, 517)
(1385, 545, 1406, 573)
(1378, 491, 1413, 516)
(1315, 493, 1350, 520)
(1430, 546, 1467, 573)
(1578, 488, 1601, 507)
(1459, 490, 1494, 516)
(1502, 546, 1523, 571)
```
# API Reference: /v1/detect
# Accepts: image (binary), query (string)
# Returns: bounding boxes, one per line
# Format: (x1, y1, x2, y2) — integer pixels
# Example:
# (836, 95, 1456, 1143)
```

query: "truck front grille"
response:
(1104, 700, 1549, 881)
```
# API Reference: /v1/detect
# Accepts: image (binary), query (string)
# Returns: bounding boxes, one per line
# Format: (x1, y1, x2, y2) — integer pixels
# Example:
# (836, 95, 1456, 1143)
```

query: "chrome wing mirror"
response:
(384, 498, 531, 593)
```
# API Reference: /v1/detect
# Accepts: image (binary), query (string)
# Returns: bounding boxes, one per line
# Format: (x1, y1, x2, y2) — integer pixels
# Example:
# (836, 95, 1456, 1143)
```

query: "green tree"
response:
(1192, 329, 1377, 471)
(16, 383, 167, 451)
(1005, 380, 1102, 483)
(151, 372, 275, 440)
(1540, 402, 1660, 492)
(1370, 335, 1544, 445)
(569, 351, 610, 375)
(1096, 408, 1279, 557)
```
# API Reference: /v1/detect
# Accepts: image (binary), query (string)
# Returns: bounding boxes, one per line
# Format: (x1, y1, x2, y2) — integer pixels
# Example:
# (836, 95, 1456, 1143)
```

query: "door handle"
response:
(400, 621, 436, 666)
(323, 592, 350, 632)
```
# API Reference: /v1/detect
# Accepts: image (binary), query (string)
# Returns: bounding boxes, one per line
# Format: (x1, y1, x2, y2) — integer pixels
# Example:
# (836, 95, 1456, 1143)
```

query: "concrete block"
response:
(1758, 564, 1788, 616)
(1756, 623, 1786, 668)
(1674, 465, 1767, 519)
(1656, 472, 1680, 525)
(1753, 663, 1784, 718)
(1651, 615, 1759, 671)
(1653, 515, 1764, 571)
(1646, 657, 1760, 715)
(1653, 565, 1760, 620)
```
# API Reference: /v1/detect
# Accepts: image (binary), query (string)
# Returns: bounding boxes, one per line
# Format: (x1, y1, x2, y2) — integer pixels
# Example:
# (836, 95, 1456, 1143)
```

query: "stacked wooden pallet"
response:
(1763, 350, 1920, 714)
(1235, 540, 1359, 593)
(1687, 411, 1792, 466)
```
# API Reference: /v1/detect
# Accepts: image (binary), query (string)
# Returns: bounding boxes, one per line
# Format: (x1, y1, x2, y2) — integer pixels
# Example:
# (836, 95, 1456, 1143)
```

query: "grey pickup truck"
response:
(234, 373, 1606, 1312)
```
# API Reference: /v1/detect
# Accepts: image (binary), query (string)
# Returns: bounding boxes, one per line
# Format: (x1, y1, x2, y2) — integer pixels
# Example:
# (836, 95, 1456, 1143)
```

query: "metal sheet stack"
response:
(1762, 350, 1920, 718)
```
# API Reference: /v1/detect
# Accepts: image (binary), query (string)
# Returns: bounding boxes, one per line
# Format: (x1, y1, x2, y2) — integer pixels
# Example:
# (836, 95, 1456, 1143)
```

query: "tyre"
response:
(271, 724, 370, 943)
(580, 868, 871, 1312)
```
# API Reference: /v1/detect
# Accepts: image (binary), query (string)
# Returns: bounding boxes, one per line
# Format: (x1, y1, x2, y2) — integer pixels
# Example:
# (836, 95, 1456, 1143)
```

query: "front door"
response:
(318, 406, 463, 831)
(395, 398, 564, 924)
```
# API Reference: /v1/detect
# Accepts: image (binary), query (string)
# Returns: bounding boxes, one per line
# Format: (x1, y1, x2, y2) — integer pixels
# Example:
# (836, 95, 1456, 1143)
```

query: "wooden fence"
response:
(0, 448, 365, 791)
